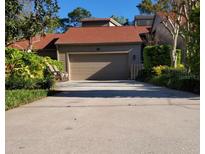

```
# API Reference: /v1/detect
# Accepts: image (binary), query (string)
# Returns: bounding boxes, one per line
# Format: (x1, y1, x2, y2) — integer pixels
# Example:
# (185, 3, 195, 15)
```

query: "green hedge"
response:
(143, 45, 171, 70)
(5, 48, 63, 89)
(137, 66, 200, 94)
(5, 89, 49, 110)
(143, 45, 181, 69)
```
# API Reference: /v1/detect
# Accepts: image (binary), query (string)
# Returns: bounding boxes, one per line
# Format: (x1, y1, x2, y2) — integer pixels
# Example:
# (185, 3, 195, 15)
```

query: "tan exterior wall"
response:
(58, 51, 67, 71)
(57, 44, 142, 79)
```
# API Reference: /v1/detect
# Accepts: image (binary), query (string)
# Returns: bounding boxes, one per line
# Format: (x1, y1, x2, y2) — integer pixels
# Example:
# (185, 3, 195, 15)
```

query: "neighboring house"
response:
(8, 18, 150, 80)
(81, 18, 122, 27)
(8, 34, 62, 59)
(134, 15, 154, 26)
(150, 12, 185, 50)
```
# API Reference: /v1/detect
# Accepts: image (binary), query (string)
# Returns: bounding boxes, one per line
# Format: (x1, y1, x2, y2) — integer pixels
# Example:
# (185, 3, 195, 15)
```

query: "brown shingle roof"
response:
(56, 26, 150, 45)
(8, 33, 62, 50)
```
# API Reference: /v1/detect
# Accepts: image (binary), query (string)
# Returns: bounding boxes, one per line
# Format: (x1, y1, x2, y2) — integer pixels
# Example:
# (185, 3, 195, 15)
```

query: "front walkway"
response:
(6, 80, 200, 154)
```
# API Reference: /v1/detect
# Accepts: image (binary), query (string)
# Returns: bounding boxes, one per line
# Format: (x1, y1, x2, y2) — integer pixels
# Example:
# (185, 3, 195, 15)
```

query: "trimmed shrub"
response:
(143, 45, 182, 70)
(149, 74, 170, 86)
(5, 48, 62, 89)
(178, 77, 200, 94)
(143, 45, 171, 70)
(148, 66, 200, 94)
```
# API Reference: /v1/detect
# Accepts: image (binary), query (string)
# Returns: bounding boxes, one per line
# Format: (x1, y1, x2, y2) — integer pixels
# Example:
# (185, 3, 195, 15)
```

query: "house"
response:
(8, 34, 62, 59)
(8, 18, 150, 80)
(134, 15, 154, 26)
(55, 18, 149, 80)
(81, 18, 122, 27)
(150, 12, 185, 49)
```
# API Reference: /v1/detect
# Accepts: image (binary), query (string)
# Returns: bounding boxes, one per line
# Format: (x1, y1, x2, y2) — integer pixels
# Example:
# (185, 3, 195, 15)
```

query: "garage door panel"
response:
(70, 53, 129, 80)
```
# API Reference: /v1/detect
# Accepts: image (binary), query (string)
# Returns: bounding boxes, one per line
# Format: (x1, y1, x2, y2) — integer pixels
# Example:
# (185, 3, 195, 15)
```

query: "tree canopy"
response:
(137, 0, 172, 14)
(59, 7, 92, 32)
(6, 0, 60, 49)
(6, 0, 23, 44)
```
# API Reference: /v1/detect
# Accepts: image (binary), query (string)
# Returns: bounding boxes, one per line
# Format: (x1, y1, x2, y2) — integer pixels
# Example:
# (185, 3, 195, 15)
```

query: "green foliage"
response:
(136, 69, 152, 81)
(176, 49, 182, 66)
(5, 0, 23, 43)
(187, 5, 200, 76)
(137, 0, 154, 14)
(152, 65, 169, 76)
(21, 0, 60, 49)
(5, 48, 62, 89)
(138, 65, 199, 94)
(59, 7, 92, 32)
(149, 73, 199, 94)
(6, 0, 60, 46)
(143, 45, 171, 70)
(137, 0, 171, 14)
(5, 89, 48, 110)
(110, 15, 128, 25)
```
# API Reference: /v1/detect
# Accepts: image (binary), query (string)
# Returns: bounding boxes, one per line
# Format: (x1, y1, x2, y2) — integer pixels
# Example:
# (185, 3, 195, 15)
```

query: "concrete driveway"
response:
(6, 80, 200, 154)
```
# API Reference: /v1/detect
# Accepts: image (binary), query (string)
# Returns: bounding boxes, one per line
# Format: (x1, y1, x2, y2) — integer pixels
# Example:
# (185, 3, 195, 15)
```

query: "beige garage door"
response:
(69, 53, 129, 80)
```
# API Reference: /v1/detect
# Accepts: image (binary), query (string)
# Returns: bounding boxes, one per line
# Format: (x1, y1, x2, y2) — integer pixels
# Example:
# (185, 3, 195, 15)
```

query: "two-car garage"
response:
(69, 53, 129, 80)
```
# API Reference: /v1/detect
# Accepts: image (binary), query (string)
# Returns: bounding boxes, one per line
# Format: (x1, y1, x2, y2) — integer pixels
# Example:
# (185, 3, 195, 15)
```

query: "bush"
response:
(143, 45, 171, 70)
(152, 65, 169, 76)
(148, 66, 200, 94)
(5, 89, 49, 110)
(5, 48, 62, 89)
(136, 69, 152, 81)
(178, 77, 200, 94)
(149, 74, 170, 86)
(143, 45, 182, 70)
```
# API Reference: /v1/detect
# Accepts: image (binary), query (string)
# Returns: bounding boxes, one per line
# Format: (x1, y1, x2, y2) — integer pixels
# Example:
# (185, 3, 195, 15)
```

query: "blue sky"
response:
(58, 0, 141, 21)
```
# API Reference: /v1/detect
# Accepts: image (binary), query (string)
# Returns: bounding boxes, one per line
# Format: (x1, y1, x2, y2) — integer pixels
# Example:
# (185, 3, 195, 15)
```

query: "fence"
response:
(130, 64, 144, 80)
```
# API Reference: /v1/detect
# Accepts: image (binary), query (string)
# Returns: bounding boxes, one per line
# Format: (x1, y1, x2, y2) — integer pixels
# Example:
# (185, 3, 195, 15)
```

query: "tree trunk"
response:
(27, 37, 33, 52)
(171, 32, 178, 68)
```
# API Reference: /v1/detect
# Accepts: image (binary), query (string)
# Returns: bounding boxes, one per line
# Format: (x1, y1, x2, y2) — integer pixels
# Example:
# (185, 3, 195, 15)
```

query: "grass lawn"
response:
(5, 89, 49, 110)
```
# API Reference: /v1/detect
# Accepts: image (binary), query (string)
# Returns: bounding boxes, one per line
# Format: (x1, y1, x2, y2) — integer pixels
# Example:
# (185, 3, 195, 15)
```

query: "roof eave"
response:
(55, 41, 142, 46)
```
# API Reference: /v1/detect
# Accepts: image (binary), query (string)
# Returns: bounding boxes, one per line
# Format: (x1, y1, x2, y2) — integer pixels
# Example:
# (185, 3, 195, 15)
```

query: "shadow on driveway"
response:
(48, 89, 199, 99)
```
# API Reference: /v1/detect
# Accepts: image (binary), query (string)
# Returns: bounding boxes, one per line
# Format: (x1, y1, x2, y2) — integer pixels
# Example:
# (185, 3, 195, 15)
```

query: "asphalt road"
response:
(6, 80, 200, 154)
